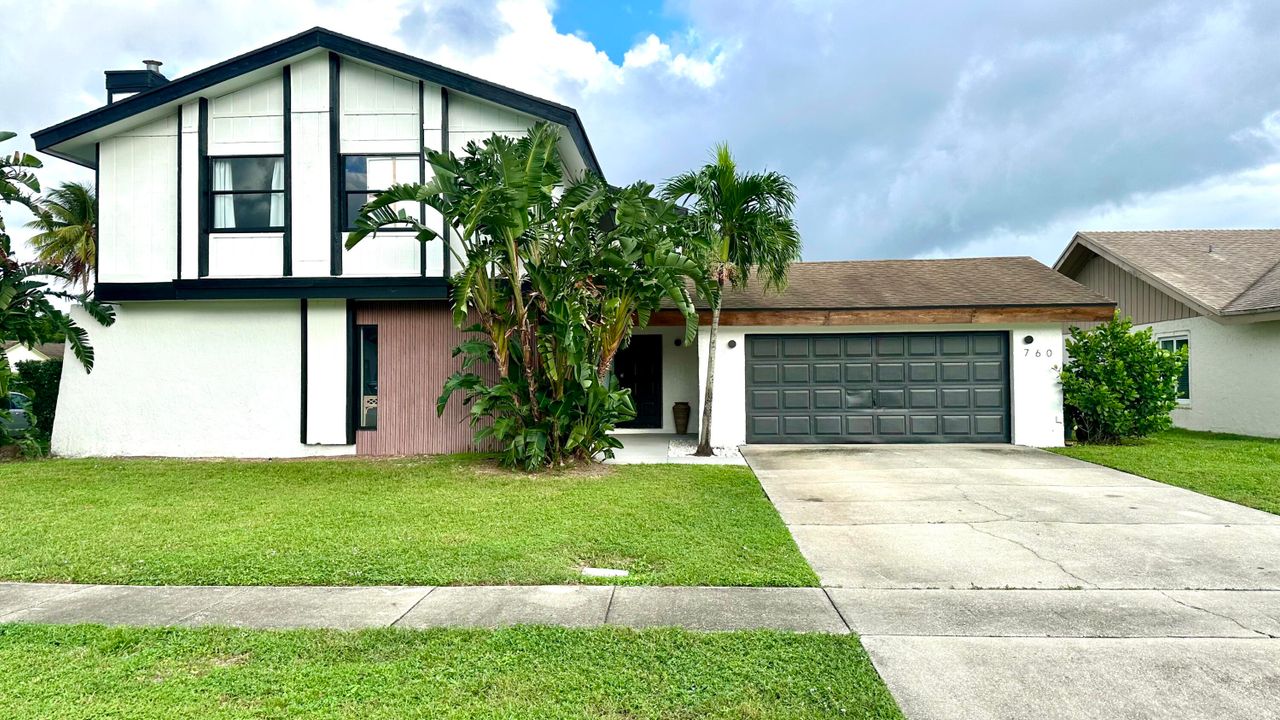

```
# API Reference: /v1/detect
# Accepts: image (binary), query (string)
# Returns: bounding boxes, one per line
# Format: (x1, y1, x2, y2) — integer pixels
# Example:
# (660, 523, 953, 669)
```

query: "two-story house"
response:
(36, 28, 1113, 457)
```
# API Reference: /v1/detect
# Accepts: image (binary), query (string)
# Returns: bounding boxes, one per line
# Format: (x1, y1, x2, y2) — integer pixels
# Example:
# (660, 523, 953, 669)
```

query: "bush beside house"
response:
(1061, 315, 1187, 443)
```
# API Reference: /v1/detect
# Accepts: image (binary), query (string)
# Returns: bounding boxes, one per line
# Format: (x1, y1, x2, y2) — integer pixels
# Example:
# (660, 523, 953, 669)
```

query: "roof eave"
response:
(1062, 232, 1223, 318)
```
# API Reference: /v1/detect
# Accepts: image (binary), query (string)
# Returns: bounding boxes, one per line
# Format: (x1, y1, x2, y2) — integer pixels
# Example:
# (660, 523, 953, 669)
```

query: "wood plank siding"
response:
(1072, 254, 1199, 327)
(648, 304, 1115, 328)
(354, 301, 489, 455)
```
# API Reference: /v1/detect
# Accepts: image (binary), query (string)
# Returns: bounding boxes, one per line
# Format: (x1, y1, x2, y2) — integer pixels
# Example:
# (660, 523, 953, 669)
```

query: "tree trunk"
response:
(693, 296, 722, 456)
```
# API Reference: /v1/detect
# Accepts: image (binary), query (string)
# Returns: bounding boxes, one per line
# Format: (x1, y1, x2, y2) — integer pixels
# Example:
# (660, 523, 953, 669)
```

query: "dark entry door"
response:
(614, 335, 663, 429)
(745, 332, 1009, 443)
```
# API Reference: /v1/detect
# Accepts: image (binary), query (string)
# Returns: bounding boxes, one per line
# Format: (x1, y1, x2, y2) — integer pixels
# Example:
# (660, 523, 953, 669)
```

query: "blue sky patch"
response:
(553, 0, 682, 63)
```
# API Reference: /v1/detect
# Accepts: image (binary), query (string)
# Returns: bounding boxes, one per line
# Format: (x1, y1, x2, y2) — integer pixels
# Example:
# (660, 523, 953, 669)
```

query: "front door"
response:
(614, 335, 663, 429)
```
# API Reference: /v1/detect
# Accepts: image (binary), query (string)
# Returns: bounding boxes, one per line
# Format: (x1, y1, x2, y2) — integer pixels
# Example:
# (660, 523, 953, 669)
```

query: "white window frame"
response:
(1157, 332, 1191, 404)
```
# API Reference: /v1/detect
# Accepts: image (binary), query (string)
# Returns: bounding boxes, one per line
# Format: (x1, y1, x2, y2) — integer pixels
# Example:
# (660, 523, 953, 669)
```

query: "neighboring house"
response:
(1055, 230, 1280, 438)
(3, 342, 66, 365)
(34, 28, 1111, 457)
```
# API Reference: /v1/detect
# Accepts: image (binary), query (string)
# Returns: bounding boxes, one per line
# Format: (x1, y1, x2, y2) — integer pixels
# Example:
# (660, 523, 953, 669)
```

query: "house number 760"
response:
(1024, 348, 1053, 357)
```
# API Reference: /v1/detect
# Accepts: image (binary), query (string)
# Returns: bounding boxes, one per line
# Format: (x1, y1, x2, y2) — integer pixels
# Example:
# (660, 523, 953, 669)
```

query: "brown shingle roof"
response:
(2, 341, 65, 360)
(696, 257, 1111, 310)
(1065, 229, 1280, 315)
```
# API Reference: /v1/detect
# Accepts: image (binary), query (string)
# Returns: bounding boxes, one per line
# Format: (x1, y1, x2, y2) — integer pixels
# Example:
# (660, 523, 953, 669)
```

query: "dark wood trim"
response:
(328, 52, 343, 276)
(299, 298, 308, 444)
(95, 276, 449, 302)
(345, 299, 357, 445)
(175, 110, 182, 279)
(93, 143, 100, 287)
(196, 97, 209, 277)
(418, 79, 427, 277)
(440, 86, 450, 278)
(282, 65, 293, 276)
(647, 304, 1117, 327)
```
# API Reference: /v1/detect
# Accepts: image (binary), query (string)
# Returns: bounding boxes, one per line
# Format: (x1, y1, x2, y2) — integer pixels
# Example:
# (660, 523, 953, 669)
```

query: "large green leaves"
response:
(350, 123, 707, 469)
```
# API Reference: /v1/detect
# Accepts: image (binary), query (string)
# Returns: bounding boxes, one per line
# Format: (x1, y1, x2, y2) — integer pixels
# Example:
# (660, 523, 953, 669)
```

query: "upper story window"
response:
(342, 155, 420, 231)
(1158, 335, 1190, 400)
(210, 156, 285, 232)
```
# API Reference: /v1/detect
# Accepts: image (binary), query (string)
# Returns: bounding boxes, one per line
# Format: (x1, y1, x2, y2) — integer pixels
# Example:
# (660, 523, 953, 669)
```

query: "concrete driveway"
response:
(743, 444, 1280, 720)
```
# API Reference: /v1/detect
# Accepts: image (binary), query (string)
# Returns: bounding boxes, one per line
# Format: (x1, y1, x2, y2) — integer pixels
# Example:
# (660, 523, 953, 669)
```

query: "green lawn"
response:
(0, 456, 816, 587)
(1052, 428, 1280, 514)
(0, 624, 902, 720)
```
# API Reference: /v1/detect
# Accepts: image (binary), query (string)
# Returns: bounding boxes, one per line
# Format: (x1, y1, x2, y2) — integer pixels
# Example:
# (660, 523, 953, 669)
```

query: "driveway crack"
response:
(1157, 590, 1275, 638)
(965, 523, 1098, 588)
(956, 486, 1016, 521)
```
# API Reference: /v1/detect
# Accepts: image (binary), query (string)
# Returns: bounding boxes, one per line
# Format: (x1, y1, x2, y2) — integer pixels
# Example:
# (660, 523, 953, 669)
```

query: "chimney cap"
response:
(142, 59, 163, 73)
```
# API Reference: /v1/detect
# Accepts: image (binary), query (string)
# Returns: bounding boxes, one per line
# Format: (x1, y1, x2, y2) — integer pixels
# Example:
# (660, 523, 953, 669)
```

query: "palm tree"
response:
(26, 181, 96, 293)
(662, 144, 801, 456)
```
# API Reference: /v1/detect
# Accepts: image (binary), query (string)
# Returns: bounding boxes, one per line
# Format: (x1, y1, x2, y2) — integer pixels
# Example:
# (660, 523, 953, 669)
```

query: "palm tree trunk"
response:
(694, 296, 722, 456)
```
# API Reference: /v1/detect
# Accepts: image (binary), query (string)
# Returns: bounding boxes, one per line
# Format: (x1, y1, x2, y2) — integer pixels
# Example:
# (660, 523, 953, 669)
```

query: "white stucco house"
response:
(1056, 229, 1280, 438)
(3, 342, 65, 366)
(34, 28, 1112, 458)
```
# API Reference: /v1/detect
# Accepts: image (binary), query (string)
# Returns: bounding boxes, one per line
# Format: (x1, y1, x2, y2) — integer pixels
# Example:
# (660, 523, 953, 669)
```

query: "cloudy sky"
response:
(5, 0, 1280, 264)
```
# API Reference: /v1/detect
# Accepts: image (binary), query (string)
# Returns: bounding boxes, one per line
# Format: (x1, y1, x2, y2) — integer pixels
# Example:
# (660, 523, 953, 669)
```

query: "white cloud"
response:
(623, 33, 726, 88)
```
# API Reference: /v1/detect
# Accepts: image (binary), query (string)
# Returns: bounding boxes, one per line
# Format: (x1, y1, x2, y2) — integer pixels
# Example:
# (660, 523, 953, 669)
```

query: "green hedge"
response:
(15, 359, 61, 437)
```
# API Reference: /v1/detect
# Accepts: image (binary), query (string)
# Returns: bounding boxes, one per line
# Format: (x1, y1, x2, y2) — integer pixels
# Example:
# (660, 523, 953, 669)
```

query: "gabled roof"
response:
(3, 341, 65, 361)
(1054, 229, 1280, 317)
(691, 257, 1113, 310)
(32, 27, 602, 177)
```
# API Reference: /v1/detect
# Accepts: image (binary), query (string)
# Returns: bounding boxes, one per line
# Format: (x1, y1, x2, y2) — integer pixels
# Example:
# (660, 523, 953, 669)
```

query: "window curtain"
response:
(269, 158, 285, 227)
(213, 160, 235, 228)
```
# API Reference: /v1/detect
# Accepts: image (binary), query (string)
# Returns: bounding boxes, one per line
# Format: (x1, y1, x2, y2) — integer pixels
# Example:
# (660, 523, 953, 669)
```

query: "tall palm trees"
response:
(663, 145, 801, 456)
(26, 181, 96, 293)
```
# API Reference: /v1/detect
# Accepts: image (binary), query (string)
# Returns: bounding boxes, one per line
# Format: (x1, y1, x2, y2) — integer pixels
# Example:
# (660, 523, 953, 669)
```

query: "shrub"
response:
(15, 358, 62, 437)
(1061, 315, 1187, 443)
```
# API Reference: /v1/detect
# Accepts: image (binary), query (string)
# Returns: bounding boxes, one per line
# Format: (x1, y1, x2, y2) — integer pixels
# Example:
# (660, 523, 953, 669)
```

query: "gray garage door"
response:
(745, 332, 1009, 443)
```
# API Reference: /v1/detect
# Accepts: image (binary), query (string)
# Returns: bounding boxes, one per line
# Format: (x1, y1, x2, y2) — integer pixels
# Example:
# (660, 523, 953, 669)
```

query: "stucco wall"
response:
(697, 323, 1066, 448)
(53, 302, 352, 458)
(1141, 316, 1280, 438)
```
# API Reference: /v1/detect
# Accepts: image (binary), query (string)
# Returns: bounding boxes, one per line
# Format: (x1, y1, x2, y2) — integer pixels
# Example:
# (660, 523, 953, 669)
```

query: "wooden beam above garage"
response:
(647, 304, 1116, 327)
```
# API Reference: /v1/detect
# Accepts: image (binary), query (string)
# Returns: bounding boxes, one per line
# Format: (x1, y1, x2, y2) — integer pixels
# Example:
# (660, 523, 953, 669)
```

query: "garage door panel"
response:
(813, 363, 841, 383)
(751, 390, 779, 410)
(782, 364, 810, 383)
(847, 389, 874, 408)
(783, 416, 811, 435)
(746, 332, 1009, 444)
(845, 363, 873, 383)
(910, 415, 940, 435)
(974, 415, 1005, 436)
(782, 390, 810, 409)
(813, 389, 843, 409)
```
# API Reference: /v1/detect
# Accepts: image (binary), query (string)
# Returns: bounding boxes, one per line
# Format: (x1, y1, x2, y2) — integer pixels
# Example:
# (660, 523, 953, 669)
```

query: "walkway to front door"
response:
(743, 444, 1280, 720)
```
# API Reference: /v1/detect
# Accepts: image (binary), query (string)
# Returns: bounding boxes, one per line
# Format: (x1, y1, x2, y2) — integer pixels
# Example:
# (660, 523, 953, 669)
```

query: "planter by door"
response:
(672, 401, 691, 434)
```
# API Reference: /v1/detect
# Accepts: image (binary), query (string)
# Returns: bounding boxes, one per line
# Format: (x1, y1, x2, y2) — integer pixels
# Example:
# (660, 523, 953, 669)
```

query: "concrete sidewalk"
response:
(0, 582, 846, 633)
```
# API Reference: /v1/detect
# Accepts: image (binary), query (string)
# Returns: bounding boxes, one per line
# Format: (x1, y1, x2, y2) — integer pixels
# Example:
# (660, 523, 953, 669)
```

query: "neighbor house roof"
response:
(1053, 229, 1280, 317)
(3, 341, 65, 361)
(32, 27, 602, 177)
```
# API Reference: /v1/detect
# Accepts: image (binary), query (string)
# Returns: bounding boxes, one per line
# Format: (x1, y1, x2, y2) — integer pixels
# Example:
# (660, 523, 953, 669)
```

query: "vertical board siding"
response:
(1073, 254, 1199, 328)
(354, 301, 492, 455)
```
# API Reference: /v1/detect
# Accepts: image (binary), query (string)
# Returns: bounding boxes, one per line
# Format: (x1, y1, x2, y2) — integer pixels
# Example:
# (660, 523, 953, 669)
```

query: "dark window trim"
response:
(282, 65, 293, 276)
(440, 86, 450, 278)
(299, 298, 308, 444)
(94, 143, 100, 286)
(418, 79, 426, 277)
(96, 276, 448, 301)
(339, 152, 421, 231)
(345, 300, 357, 444)
(176, 110, 182, 280)
(356, 323, 378, 430)
(206, 154, 287, 233)
(329, 52, 342, 276)
(197, 98, 209, 277)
